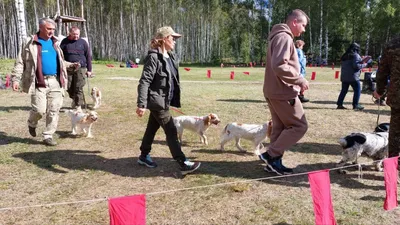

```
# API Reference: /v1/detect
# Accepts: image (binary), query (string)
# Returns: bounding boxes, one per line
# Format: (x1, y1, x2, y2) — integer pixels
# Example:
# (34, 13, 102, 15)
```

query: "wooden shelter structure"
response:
(53, 0, 88, 40)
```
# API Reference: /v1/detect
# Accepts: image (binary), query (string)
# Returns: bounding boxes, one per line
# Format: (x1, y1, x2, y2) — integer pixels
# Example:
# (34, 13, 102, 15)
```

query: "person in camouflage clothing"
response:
(373, 36, 400, 158)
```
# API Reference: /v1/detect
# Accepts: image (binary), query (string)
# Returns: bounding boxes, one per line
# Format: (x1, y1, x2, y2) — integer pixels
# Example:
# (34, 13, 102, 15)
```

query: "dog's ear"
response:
(204, 115, 211, 126)
(81, 114, 89, 123)
(96, 90, 101, 97)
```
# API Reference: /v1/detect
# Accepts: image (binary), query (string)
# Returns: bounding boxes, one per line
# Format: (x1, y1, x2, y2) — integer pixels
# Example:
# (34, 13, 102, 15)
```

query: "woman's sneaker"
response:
(336, 105, 347, 110)
(180, 161, 201, 175)
(138, 154, 158, 168)
(353, 105, 364, 111)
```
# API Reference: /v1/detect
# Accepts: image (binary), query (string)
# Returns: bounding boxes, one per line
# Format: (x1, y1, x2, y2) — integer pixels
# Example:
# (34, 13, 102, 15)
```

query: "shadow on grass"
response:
(13, 146, 386, 191)
(0, 131, 43, 145)
(0, 105, 31, 112)
(216, 99, 264, 103)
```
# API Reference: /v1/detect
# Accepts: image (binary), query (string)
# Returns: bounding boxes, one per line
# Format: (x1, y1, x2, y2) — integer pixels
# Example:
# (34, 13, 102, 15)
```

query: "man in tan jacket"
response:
(11, 18, 75, 146)
(259, 9, 310, 175)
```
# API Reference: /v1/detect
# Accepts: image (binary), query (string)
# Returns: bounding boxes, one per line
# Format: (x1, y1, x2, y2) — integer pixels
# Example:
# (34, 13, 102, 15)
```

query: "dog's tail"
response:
(338, 133, 367, 148)
(221, 123, 231, 135)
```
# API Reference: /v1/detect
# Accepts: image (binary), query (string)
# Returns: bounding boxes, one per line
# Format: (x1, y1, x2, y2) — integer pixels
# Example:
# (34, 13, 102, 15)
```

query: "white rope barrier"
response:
(0, 160, 387, 212)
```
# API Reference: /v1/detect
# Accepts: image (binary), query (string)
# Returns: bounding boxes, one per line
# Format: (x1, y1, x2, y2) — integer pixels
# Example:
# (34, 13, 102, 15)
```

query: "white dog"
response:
(66, 109, 99, 138)
(91, 87, 102, 109)
(173, 113, 221, 145)
(220, 120, 272, 154)
(337, 131, 388, 173)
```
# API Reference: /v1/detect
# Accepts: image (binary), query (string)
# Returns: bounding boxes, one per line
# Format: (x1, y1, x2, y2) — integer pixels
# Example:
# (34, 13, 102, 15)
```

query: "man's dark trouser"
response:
(140, 109, 186, 165)
(389, 107, 400, 158)
(67, 68, 87, 107)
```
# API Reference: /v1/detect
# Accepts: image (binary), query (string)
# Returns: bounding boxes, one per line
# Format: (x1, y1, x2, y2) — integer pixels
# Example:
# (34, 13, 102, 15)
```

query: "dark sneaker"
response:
(264, 158, 294, 175)
(138, 155, 158, 168)
(28, 126, 37, 137)
(353, 105, 364, 111)
(180, 161, 201, 175)
(264, 159, 284, 175)
(258, 153, 270, 164)
(43, 138, 57, 146)
(336, 105, 347, 110)
(298, 95, 310, 103)
(375, 99, 386, 106)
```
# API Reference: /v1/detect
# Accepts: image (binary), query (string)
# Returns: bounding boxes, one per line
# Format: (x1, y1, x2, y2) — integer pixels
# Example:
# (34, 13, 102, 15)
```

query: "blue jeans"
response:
(337, 81, 361, 107)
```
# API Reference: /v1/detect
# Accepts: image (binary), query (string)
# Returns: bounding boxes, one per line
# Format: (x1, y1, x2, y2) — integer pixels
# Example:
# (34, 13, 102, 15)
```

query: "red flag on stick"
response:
(207, 70, 211, 78)
(243, 72, 250, 75)
(249, 62, 253, 67)
(308, 170, 337, 225)
(184, 68, 191, 71)
(383, 156, 399, 211)
(230, 71, 235, 80)
(331, 63, 335, 70)
(108, 195, 146, 225)
(335, 71, 340, 79)
(311, 72, 316, 80)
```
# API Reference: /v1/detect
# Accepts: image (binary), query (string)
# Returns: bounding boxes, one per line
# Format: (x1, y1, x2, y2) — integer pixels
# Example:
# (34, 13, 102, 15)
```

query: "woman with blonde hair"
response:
(136, 26, 201, 175)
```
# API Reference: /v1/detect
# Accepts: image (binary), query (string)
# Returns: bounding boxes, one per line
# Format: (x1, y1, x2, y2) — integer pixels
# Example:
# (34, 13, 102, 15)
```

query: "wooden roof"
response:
(55, 15, 86, 23)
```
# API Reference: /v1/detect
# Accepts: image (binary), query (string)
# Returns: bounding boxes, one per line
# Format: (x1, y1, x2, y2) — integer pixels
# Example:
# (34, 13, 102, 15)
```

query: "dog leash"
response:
(170, 107, 186, 115)
(372, 90, 387, 127)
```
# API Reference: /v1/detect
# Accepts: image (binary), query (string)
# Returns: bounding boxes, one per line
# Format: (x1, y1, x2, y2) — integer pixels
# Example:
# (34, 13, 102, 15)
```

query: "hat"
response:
(155, 26, 182, 39)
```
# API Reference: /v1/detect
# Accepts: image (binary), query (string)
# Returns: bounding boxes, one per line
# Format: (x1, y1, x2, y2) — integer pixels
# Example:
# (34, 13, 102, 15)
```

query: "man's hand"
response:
(12, 82, 19, 91)
(86, 71, 92, 77)
(71, 62, 81, 71)
(300, 79, 309, 92)
(136, 107, 146, 117)
(373, 90, 381, 99)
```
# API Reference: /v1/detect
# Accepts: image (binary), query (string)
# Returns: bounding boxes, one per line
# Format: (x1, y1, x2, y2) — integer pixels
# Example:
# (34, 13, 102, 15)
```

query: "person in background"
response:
(11, 18, 76, 146)
(260, 9, 309, 175)
(336, 43, 368, 110)
(60, 26, 92, 110)
(136, 26, 201, 175)
(373, 36, 400, 159)
(295, 40, 309, 103)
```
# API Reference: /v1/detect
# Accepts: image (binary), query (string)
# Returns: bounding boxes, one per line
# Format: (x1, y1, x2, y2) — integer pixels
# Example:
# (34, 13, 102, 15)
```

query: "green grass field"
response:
(1, 60, 398, 224)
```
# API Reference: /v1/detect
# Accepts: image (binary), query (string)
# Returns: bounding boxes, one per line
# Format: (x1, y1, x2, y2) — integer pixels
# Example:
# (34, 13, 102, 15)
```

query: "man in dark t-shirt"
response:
(60, 26, 92, 110)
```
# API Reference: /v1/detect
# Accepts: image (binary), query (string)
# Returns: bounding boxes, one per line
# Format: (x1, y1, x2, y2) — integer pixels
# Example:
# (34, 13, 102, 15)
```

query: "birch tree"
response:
(15, 0, 27, 49)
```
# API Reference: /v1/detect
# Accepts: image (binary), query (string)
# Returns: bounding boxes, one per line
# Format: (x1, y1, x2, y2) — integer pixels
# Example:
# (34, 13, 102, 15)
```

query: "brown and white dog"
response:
(173, 113, 221, 145)
(66, 109, 99, 138)
(337, 131, 389, 174)
(220, 120, 272, 154)
(91, 87, 102, 109)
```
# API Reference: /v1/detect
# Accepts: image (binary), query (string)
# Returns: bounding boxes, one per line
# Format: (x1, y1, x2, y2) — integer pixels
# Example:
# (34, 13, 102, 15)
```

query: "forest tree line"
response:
(1, 0, 400, 65)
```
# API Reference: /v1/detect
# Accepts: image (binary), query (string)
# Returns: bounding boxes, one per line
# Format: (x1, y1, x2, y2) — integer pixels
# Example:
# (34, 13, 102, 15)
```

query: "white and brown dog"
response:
(91, 87, 102, 109)
(337, 131, 389, 173)
(66, 109, 99, 138)
(220, 120, 272, 154)
(173, 113, 221, 145)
